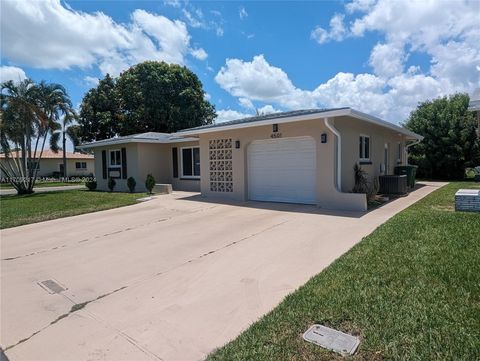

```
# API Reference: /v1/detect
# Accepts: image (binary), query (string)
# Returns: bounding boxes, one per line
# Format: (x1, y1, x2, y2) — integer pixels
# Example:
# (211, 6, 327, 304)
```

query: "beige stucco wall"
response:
(334, 116, 407, 193)
(196, 116, 367, 211)
(93, 141, 200, 192)
(0, 158, 94, 179)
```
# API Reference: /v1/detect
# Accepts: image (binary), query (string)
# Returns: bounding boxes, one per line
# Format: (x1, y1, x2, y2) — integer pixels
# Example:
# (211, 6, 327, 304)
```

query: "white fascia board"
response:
(177, 109, 351, 136)
(176, 108, 423, 140)
(77, 137, 199, 150)
(349, 109, 423, 140)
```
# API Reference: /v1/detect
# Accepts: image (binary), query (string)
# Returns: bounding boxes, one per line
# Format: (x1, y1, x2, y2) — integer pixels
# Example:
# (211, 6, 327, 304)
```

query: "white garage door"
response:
(247, 136, 317, 204)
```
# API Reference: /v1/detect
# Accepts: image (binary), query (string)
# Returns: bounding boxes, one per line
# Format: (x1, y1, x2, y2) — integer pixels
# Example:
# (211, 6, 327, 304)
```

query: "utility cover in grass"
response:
(303, 324, 360, 356)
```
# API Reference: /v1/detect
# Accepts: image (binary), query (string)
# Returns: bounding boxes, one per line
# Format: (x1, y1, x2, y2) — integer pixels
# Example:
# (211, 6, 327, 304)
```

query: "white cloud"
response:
(215, 54, 457, 122)
(190, 48, 208, 60)
(310, 14, 346, 44)
(216, 109, 252, 123)
(257, 105, 280, 115)
(182, 8, 205, 28)
(0, 0, 205, 76)
(303, 0, 480, 121)
(181, 4, 224, 37)
(215, 55, 302, 103)
(0, 66, 27, 83)
(239, 97, 255, 110)
(84, 76, 99, 87)
(345, 0, 376, 13)
(163, 0, 181, 8)
(239, 7, 248, 20)
(369, 42, 405, 78)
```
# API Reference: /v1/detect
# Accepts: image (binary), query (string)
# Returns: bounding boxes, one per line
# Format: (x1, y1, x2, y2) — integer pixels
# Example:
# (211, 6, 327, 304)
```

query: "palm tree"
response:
(34, 81, 73, 179)
(0, 79, 73, 194)
(56, 110, 80, 178)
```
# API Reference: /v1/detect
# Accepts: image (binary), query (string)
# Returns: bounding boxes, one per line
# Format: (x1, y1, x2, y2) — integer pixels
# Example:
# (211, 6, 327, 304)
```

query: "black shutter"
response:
(121, 147, 127, 179)
(172, 147, 178, 178)
(102, 150, 107, 179)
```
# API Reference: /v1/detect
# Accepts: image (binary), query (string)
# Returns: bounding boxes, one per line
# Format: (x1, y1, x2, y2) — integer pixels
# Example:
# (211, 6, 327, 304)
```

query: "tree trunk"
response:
(63, 130, 67, 179)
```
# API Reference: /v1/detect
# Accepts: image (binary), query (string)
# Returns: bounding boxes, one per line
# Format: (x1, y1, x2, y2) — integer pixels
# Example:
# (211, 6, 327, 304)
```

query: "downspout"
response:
(405, 139, 421, 165)
(324, 117, 341, 191)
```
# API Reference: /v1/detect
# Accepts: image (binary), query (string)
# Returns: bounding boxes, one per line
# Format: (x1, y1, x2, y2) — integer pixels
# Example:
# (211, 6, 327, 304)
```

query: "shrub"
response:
(145, 174, 155, 194)
(352, 164, 368, 193)
(127, 177, 136, 193)
(107, 177, 116, 192)
(85, 179, 97, 191)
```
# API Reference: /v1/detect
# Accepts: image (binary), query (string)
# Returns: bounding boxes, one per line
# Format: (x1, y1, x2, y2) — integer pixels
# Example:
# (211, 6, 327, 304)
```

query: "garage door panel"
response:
(247, 137, 317, 204)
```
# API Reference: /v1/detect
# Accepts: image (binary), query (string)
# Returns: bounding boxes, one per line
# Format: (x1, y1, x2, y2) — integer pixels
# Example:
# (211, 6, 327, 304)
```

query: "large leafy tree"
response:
(1, 79, 73, 194)
(78, 74, 122, 142)
(405, 93, 480, 180)
(78, 62, 216, 140)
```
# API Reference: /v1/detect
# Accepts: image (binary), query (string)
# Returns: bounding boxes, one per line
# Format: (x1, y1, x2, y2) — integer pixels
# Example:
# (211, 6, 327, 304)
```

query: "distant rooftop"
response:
(0, 150, 93, 159)
(468, 99, 480, 112)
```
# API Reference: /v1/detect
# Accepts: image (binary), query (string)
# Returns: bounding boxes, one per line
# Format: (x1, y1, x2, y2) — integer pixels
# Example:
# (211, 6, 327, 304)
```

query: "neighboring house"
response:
(0, 150, 94, 178)
(79, 108, 423, 211)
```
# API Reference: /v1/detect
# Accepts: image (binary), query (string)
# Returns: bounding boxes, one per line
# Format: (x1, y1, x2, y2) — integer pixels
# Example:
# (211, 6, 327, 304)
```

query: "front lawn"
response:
(207, 182, 480, 361)
(0, 190, 144, 229)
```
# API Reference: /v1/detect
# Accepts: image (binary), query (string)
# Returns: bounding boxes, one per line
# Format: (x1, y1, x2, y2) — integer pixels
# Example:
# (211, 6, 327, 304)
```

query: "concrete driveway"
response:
(1, 182, 444, 361)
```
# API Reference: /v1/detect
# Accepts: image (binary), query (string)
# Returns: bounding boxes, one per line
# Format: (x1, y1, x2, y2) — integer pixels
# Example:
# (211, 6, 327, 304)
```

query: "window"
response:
(109, 150, 121, 167)
(397, 142, 402, 163)
(181, 147, 200, 178)
(28, 160, 39, 170)
(359, 135, 370, 161)
(76, 162, 87, 169)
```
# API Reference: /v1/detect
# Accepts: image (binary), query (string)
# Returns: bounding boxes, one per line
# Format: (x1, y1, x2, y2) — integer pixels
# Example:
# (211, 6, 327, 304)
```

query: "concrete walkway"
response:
(0, 182, 446, 361)
(0, 185, 85, 196)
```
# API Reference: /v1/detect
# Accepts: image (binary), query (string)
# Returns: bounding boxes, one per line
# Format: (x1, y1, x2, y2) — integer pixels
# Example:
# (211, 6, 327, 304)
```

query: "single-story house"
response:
(0, 150, 94, 178)
(79, 107, 423, 211)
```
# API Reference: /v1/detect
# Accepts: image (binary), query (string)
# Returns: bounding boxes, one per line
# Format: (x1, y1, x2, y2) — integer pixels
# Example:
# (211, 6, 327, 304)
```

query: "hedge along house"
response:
(80, 108, 423, 211)
(78, 132, 201, 193)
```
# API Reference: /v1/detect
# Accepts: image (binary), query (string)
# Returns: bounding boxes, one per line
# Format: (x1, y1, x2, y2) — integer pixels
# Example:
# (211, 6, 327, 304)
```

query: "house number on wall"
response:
(270, 132, 282, 138)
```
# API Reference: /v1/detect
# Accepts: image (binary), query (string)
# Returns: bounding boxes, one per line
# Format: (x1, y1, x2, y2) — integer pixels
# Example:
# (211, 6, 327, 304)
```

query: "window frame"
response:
(180, 146, 200, 179)
(359, 134, 371, 162)
(75, 161, 87, 169)
(397, 142, 402, 164)
(109, 149, 122, 168)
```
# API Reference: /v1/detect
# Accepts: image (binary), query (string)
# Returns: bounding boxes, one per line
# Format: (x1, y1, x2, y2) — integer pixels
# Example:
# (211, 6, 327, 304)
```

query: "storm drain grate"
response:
(303, 324, 360, 356)
(38, 279, 66, 294)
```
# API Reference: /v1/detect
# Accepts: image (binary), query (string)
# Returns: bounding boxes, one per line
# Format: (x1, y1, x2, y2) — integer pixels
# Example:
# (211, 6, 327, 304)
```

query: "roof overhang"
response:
(78, 136, 199, 150)
(177, 108, 423, 140)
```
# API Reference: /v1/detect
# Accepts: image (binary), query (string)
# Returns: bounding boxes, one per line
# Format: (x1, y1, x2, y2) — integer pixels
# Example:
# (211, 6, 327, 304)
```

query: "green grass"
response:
(0, 190, 144, 229)
(207, 182, 480, 361)
(0, 181, 85, 189)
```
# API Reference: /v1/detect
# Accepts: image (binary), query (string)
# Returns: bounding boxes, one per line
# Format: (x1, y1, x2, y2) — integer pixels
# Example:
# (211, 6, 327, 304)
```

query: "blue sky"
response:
(1, 0, 479, 143)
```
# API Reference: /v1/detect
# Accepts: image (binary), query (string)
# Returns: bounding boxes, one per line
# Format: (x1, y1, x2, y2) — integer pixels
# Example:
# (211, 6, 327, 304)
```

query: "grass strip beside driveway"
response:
(0, 190, 143, 229)
(207, 182, 480, 361)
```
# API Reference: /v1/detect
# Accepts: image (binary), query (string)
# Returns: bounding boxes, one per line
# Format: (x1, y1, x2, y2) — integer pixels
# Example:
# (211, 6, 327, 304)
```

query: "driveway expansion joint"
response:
(4, 286, 127, 351)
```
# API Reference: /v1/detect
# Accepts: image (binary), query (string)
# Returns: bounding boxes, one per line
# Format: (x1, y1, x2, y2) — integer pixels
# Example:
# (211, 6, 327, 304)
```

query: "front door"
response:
(59, 163, 65, 177)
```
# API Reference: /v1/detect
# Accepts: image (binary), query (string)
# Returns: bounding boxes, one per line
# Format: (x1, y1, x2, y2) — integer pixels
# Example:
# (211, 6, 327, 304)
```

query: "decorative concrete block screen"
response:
(455, 189, 480, 212)
(209, 138, 233, 192)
